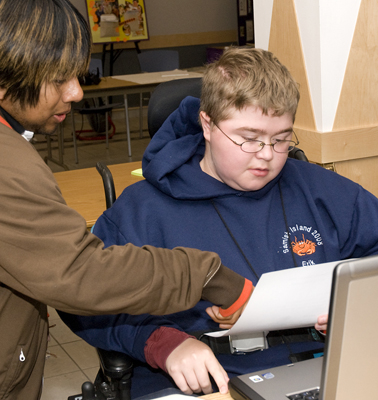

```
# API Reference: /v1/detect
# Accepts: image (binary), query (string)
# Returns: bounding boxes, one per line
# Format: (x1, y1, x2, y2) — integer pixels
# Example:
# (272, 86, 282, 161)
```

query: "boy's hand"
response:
(315, 314, 328, 333)
(165, 338, 229, 395)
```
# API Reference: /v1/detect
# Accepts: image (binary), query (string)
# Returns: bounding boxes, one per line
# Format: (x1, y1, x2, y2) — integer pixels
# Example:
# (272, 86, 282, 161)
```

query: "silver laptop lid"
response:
(321, 256, 378, 399)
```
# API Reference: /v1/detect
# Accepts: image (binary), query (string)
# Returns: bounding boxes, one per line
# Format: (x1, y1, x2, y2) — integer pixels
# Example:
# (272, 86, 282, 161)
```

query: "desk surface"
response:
(81, 69, 203, 95)
(201, 392, 234, 400)
(81, 76, 138, 93)
(54, 162, 143, 228)
(114, 69, 203, 85)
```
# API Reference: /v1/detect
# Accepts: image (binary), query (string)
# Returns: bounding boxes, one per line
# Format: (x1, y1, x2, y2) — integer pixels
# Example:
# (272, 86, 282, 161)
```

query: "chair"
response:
(137, 49, 180, 138)
(288, 146, 309, 162)
(147, 77, 202, 138)
(96, 162, 117, 209)
(68, 346, 133, 400)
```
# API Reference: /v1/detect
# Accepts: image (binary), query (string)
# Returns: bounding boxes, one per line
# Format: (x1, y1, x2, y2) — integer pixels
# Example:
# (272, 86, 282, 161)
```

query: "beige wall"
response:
(254, 0, 378, 197)
(71, 0, 238, 51)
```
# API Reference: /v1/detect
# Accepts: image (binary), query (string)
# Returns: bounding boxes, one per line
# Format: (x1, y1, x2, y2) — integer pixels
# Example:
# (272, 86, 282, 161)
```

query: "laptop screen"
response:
(321, 256, 378, 399)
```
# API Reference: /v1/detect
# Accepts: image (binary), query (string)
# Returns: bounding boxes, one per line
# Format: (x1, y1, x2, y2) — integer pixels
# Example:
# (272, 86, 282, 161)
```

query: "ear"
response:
(0, 87, 7, 101)
(200, 111, 212, 141)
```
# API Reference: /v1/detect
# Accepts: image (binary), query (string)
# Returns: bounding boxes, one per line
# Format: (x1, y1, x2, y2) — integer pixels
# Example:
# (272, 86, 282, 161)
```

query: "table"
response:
(201, 392, 234, 400)
(54, 161, 143, 228)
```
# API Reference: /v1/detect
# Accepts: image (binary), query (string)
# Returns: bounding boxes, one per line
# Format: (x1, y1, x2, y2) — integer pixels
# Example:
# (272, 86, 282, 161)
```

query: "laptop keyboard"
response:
(287, 388, 320, 400)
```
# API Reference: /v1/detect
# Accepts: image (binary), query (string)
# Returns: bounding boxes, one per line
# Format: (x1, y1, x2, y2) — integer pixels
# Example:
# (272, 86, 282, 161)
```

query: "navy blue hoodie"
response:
(60, 97, 378, 398)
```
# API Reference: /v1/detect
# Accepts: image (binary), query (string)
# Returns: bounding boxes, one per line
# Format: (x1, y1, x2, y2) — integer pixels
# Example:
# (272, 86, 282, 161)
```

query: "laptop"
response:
(229, 255, 378, 400)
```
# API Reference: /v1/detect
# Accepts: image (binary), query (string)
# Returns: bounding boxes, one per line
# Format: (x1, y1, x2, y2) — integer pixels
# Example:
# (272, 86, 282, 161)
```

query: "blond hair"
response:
(0, 0, 91, 107)
(200, 47, 300, 124)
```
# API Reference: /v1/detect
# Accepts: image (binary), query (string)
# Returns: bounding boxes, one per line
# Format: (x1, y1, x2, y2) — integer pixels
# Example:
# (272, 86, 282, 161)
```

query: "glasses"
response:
(214, 123, 299, 154)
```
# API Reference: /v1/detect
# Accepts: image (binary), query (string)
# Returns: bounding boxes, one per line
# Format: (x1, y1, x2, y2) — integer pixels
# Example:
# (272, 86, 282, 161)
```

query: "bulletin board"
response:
(237, 0, 254, 46)
(85, 0, 149, 44)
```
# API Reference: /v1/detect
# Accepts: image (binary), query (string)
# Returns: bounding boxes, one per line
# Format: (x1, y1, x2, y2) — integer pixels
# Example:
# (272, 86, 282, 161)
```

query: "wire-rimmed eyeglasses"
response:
(214, 123, 299, 154)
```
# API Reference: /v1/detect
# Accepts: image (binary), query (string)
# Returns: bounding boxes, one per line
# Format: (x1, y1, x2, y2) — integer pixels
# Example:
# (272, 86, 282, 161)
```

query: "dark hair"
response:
(0, 0, 91, 107)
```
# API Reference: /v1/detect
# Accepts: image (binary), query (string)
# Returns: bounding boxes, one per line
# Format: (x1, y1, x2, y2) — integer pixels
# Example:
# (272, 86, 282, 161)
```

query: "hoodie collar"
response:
(142, 96, 285, 201)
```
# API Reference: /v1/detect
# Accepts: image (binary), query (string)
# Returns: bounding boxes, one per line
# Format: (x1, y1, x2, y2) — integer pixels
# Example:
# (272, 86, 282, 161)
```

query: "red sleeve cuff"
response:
(219, 278, 253, 317)
(144, 327, 195, 373)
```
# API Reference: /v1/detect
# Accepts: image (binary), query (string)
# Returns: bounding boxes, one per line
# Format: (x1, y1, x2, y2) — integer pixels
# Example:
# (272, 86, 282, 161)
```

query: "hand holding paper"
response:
(206, 300, 249, 330)
(206, 260, 340, 338)
(315, 314, 328, 332)
(206, 279, 254, 329)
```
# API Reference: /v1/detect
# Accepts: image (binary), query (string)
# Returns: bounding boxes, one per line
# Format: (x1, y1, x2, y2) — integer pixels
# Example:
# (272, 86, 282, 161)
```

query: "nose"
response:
(62, 78, 83, 103)
(256, 142, 274, 160)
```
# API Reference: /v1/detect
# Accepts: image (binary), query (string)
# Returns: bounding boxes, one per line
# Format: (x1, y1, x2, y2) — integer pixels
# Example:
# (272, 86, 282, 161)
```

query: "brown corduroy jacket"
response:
(0, 120, 246, 399)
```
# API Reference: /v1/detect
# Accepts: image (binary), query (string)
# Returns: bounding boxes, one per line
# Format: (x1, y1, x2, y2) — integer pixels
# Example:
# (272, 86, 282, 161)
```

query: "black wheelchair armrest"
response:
(67, 329, 134, 400)
(289, 147, 309, 162)
(90, 349, 134, 400)
(97, 348, 134, 380)
(96, 162, 116, 210)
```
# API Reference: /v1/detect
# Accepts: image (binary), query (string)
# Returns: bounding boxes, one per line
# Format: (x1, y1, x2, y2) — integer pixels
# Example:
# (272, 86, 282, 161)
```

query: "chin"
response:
(247, 178, 270, 191)
(35, 125, 59, 136)
(248, 185, 266, 191)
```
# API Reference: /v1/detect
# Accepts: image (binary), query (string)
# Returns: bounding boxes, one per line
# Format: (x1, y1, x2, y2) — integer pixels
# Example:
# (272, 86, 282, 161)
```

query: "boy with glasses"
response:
(61, 47, 378, 398)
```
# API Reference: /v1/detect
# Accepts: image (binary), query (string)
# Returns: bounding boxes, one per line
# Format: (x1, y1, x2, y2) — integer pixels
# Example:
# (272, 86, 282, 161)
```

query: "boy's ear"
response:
(200, 111, 212, 140)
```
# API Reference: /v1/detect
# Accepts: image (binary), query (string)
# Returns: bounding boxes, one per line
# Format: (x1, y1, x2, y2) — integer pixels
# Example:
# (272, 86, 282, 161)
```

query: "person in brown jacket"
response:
(0, 0, 253, 398)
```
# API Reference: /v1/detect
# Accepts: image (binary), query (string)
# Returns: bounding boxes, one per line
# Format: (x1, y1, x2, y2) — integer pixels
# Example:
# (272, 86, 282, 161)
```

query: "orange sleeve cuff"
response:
(219, 278, 253, 317)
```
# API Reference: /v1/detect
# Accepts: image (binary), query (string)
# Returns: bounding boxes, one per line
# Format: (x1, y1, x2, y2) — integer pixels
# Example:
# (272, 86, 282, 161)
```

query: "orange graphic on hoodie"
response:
(291, 234, 316, 256)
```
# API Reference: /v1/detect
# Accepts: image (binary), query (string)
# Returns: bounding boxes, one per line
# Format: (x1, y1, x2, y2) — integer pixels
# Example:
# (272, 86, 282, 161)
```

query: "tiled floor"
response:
(37, 109, 150, 399)
(43, 307, 100, 400)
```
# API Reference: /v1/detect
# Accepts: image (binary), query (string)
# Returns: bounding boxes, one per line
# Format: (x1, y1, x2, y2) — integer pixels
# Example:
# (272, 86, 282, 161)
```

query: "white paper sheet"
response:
(150, 395, 196, 400)
(207, 260, 342, 338)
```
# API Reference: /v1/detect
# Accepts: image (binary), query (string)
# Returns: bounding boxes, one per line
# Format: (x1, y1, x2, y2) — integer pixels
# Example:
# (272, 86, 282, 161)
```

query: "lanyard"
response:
(211, 180, 298, 282)
(0, 115, 12, 129)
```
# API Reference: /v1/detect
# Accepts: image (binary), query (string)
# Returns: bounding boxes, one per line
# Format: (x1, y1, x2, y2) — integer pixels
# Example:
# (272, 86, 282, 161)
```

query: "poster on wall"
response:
(85, 0, 149, 44)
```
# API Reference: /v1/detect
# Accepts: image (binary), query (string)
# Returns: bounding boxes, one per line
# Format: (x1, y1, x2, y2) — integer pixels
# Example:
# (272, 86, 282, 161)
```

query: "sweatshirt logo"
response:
(291, 234, 316, 256)
(281, 225, 323, 259)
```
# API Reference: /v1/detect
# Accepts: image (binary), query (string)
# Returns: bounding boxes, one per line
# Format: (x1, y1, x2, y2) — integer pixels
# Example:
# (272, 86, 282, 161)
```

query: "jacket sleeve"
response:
(58, 310, 186, 363)
(71, 201, 251, 365)
(0, 132, 248, 317)
(59, 279, 252, 364)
